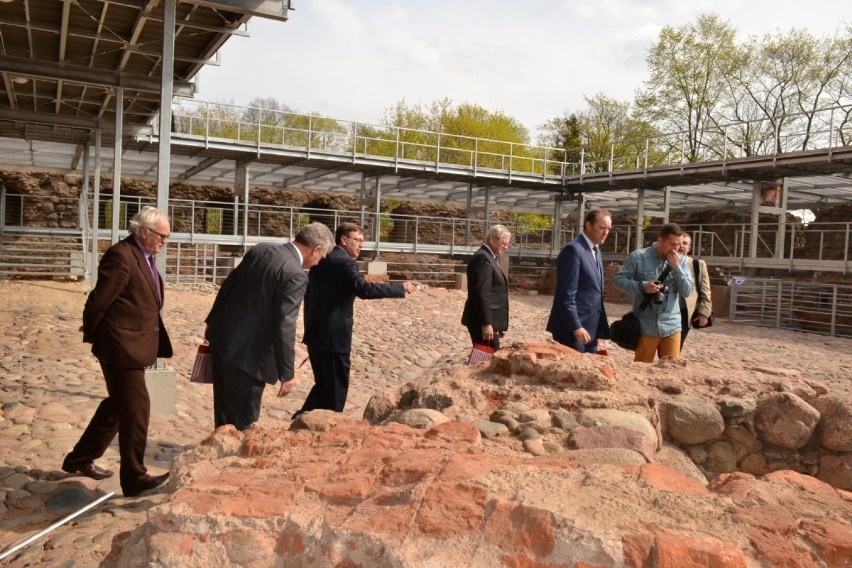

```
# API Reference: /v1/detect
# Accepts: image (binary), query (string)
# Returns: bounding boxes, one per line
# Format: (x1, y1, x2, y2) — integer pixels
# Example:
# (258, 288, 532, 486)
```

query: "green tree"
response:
(377, 98, 536, 172)
(635, 13, 745, 162)
(539, 94, 660, 174)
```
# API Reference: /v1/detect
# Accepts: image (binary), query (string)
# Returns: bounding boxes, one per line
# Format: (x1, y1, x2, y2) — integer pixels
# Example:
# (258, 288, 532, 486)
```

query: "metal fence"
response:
(730, 278, 852, 338)
(4, 192, 852, 267)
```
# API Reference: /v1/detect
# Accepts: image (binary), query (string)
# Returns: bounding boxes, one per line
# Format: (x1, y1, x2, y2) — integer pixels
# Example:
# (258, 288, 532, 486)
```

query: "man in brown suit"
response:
(62, 206, 173, 497)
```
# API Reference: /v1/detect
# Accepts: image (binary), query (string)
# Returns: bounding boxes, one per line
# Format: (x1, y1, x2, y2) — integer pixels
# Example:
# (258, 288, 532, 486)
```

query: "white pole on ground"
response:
(0, 492, 114, 561)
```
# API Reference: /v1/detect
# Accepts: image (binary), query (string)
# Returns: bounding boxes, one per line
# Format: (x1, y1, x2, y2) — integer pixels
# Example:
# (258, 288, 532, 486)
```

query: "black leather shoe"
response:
(123, 472, 169, 497)
(62, 460, 114, 480)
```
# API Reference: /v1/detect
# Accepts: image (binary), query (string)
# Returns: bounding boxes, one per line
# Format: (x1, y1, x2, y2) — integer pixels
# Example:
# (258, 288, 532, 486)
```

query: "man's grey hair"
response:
(295, 222, 335, 254)
(128, 206, 168, 236)
(486, 224, 511, 241)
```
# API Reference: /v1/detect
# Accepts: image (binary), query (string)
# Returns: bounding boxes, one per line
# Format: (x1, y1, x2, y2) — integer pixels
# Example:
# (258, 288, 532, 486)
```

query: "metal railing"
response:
(730, 278, 852, 338)
(166, 100, 852, 181)
(4, 192, 852, 268)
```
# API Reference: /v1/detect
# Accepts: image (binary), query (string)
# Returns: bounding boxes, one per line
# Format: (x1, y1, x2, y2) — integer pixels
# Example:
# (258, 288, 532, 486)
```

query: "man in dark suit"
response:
(205, 222, 334, 431)
(294, 222, 419, 417)
(462, 224, 512, 350)
(62, 206, 173, 497)
(547, 208, 613, 353)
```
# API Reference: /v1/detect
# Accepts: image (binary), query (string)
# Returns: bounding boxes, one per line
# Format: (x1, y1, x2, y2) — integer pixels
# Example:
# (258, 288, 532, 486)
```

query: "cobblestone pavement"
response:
(1, 279, 850, 566)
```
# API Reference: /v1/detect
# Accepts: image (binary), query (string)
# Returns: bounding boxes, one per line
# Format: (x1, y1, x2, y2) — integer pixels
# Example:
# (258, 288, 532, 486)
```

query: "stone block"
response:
(366, 260, 387, 275)
(145, 365, 176, 416)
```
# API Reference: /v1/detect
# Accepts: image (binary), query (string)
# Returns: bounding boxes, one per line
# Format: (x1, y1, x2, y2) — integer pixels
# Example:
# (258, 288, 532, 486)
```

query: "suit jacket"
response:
(684, 257, 712, 321)
(205, 242, 307, 384)
(303, 246, 404, 353)
(83, 235, 172, 368)
(546, 234, 610, 349)
(461, 244, 509, 332)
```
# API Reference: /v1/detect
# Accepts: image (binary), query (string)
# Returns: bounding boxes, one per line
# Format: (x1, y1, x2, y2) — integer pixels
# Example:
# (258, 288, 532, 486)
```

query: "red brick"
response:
(423, 421, 482, 445)
(622, 533, 654, 568)
(215, 481, 302, 516)
(275, 530, 304, 555)
(744, 527, 816, 568)
(708, 472, 758, 499)
(304, 473, 376, 505)
(415, 481, 489, 538)
(345, 492, 419, 546)
(484, 498, 557, 558)
(170, 490, 222, 515)
(500, 556, 571, 568)
(438, 453, 515, 481)
(655, 533, 747, 568)
(640, 463, 709, 495)
(730, 503, 796, 533)
(381, 448, 446, 486)
(801, 519, 852, 567)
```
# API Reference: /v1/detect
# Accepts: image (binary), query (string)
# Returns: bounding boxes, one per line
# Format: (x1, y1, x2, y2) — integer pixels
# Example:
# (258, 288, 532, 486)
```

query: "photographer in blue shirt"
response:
(613, 223, 694, 362)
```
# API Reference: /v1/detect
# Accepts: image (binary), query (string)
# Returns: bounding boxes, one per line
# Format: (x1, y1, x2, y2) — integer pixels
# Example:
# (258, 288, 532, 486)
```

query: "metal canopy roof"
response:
(0, 0, 291, 139)
(0, 0, 850, 216)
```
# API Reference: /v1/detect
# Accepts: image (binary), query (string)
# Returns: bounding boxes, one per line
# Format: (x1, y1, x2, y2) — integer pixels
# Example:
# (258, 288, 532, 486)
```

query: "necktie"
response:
(148, 255, 161, 302)
(593, 246, 603, 282)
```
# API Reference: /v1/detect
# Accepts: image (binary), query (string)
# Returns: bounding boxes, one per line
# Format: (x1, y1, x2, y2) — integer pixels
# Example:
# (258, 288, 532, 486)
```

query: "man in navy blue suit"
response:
(547, 208, 613, 353)
(294, 222, 420, 417)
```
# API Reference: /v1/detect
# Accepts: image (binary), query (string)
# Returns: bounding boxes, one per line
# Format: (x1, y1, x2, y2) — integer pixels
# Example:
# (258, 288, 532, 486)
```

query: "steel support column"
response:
(576, 194, 587, 235)
(775, 178, 789, 259)
(465, 183, 473, 247)
(156, 0, 176, 267)
(374, 177, 382, 258)
(235, 159, 249, 247)
(91, 130, 102, 289)
(81, 144, 90, 279)
(111, 87, 123, 244)
(551, 196, 563, 256)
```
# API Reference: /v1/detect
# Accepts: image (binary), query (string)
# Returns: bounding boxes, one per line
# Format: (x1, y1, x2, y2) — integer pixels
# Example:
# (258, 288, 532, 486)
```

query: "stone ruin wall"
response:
(383, 342, 852, 492)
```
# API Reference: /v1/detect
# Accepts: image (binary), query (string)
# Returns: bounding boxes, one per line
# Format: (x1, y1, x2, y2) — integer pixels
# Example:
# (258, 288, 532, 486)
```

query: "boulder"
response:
(566, 425, 656, 462)
(393, 408, 449, 429)
(363, 393, 397, 424)
(719, 398, 755, 419)
(817, 453, 852, 491)
(578, 408, 658, 450)
(754, 393, 820, 449)
(705, 441, 738, 473)
(811, 396, 852, 452)
(654, 443, 707, 484)
(724, 424, 762, 460)
(664, 398, 725, 445)
(472, 419, 510, 439)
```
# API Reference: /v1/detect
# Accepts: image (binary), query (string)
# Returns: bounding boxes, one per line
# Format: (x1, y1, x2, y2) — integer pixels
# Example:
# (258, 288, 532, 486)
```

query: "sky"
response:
(195, 0, 849, 140)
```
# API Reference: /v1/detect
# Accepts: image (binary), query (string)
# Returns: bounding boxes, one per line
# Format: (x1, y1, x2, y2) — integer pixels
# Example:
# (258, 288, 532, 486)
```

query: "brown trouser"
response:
(64, 362, 150, 491)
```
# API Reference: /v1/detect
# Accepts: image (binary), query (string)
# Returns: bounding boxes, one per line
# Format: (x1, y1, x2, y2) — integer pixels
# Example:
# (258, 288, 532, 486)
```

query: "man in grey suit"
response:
(205, 222, 334, 431)
(547, 208, 613, 353)
(462, 224, 511, 350)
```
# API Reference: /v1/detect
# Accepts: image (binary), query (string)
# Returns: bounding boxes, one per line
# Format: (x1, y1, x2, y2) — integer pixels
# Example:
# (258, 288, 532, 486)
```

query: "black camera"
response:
(651, 282, 669, 304)
(640, 265, 673, 309)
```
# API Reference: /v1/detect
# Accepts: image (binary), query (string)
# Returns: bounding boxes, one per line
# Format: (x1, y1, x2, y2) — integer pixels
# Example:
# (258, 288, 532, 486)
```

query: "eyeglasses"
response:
(147, 227, 170, 241)
(346, 235, 365, 244)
